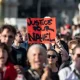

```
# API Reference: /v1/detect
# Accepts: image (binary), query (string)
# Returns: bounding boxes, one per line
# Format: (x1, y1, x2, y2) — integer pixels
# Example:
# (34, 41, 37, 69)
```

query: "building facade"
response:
(4, 0, 18, 18)
(3, 0, 80, 25)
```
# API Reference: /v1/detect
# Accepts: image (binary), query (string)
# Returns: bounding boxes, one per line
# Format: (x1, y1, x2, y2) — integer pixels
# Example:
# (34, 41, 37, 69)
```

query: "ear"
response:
(26, 59, 30, 67)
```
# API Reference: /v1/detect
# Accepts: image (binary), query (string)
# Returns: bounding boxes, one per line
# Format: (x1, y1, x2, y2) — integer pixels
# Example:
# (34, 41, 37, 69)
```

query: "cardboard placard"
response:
(27, 18, 56, 43)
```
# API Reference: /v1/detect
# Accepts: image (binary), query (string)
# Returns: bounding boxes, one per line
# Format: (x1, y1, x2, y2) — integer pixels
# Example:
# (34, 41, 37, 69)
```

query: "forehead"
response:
(75, 48, 80, 54)
(1, 29, 13, 35)
(47, 50, 56, 55)
(29, 47, 42, 54)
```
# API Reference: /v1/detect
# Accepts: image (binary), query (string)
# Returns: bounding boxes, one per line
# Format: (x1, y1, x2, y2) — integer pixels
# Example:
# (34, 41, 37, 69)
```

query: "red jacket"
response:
(3, 63, 17, 80)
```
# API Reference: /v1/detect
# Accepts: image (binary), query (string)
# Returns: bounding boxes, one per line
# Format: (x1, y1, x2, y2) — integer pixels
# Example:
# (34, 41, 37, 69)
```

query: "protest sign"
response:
(27, 18, 56, 43)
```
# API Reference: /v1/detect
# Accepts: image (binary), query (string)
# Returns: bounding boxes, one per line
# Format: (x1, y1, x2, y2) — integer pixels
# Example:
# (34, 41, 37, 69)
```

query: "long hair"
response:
(0, 43, 10, 65)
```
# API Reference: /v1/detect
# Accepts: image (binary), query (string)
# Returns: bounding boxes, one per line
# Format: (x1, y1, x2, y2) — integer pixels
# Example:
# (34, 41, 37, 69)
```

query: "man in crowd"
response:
(25, 44, 51, 80)
(20, 26, 28, 50)
(58, 44, 80, 80)
(0, 25, 27, 73)
(12, 31, 27, 68)
(0, 25, 16, 63)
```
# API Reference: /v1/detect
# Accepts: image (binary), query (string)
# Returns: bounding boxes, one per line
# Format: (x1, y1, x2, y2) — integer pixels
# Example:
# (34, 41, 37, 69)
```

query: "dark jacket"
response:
(10, 46, 27, 68)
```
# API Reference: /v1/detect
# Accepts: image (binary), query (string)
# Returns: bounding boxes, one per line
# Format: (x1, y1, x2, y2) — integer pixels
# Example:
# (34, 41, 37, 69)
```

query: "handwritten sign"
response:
(27, 18, 56, 43)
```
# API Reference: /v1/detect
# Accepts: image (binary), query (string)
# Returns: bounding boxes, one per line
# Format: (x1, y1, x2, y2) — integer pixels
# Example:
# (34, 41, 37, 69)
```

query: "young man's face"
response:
(0, 29, 15, 47)
(72, 48, 80, 68)
(15, 33, 23, 43)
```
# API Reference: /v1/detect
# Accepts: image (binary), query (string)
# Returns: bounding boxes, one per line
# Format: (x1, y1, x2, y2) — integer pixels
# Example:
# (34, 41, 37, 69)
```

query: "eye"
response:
(33, 53, 36, 56)
(39, 53, 43, 56)
(3, 35, 7, 38)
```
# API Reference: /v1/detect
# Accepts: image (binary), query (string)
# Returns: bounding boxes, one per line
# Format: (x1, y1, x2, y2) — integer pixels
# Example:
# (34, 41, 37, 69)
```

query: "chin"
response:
(35, 65, 42, 69)
(49, 62, 53, 64)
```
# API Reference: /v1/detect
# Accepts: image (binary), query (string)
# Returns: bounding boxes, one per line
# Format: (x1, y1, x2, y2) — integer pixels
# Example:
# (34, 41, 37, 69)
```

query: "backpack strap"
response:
(28, 69, 40, 80)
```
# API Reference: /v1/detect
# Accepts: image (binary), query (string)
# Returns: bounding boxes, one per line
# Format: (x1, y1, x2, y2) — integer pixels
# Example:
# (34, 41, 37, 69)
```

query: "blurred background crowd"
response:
(0, 0, 80, 80)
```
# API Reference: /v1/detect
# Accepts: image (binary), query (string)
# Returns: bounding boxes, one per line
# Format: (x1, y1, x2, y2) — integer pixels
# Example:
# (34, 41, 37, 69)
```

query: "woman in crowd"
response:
(47, 49, 59, 80)
(25, 44, 52, 80)
(0, 43, 17, 80)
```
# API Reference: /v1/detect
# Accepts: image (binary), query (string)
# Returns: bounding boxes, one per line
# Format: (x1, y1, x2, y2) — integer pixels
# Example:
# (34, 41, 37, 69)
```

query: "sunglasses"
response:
(47, 55, 56, 58)
(77, 54, 80, 58)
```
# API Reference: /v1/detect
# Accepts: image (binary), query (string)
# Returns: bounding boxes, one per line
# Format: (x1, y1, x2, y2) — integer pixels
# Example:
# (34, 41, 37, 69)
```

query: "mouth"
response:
(34, 61, 41, 65)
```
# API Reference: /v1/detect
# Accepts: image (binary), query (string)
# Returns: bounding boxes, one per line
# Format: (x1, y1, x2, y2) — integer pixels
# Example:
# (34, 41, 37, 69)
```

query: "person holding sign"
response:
(25, 44, 52, 80)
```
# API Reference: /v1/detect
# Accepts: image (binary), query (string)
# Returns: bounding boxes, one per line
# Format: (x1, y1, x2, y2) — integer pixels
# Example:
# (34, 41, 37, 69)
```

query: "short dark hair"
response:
(47, 49, 58, 56)
(0, 25, 16, 35)
(72, 44, 80, 55)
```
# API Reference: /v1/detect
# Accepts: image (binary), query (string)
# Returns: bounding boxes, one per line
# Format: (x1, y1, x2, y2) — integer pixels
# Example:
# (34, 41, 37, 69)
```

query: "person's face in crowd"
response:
(20, 28, 26, 35)
(0, 48, 8, 68)
(22, 33, 28, 41)
(0, 29, 15, 47)
(28, 46, 46, 70)
(72, 48, 80, 69)
(15, 32, 23, 43)
(47, 50, 57, 65)
(69, 43, 77, 55)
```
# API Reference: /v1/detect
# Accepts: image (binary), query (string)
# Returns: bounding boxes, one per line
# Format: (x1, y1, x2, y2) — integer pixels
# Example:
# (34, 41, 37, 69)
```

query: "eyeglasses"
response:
(77, 54, 80, 58)
(47, 55, 56, 59)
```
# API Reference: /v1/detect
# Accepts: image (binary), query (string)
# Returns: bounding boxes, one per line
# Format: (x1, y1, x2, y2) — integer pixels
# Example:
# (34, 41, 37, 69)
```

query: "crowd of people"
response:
(0, 24, 80, 80)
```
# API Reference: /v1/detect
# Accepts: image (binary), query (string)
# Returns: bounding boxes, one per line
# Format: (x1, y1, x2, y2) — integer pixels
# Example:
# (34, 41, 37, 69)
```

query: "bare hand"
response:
(14, 65, 24, 74)
(41, 66, 51, 80)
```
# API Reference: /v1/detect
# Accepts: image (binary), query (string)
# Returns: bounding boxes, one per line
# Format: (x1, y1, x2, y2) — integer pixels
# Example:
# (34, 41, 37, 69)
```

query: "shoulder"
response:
(11, 47, 16, 52)
(59, 61, 71, 70)
(6, 63, 17, 73)
(6, 62, 14, 68)
(5, 63, 17, 77)
(6, 63, 16, 72)
(59, 66, 71, 74)
(25, 70, 35, 80)
(58, 67, 71, 80)
(19, 47, 26, 52)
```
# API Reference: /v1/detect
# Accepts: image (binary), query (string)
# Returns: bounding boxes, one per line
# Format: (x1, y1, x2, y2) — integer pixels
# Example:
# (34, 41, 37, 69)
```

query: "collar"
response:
(70, 62, 75, 72)
(12, 44, 20, 49)
(70, 62, 80, 74)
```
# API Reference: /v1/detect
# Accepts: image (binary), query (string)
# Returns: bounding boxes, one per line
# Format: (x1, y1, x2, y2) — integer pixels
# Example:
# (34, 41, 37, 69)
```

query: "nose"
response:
(35, 54, 40, 61)
(5, 37, 10, 43)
